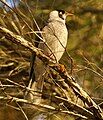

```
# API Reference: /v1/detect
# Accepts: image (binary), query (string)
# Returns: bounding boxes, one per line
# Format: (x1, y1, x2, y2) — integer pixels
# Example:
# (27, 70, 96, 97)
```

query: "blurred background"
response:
(0, 0, 103, 120)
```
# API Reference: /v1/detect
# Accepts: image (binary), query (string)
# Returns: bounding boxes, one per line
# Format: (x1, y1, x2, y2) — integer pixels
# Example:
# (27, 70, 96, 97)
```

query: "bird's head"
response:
(49, 10, 73, 23)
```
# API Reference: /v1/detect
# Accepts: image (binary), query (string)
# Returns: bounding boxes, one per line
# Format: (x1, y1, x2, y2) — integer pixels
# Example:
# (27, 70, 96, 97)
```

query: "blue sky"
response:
(0, 0, 19, 8)
(6, 0, 19, 7)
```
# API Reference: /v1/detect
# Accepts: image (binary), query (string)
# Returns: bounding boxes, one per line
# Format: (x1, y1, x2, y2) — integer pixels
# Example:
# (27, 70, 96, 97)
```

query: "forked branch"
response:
(0, 26, 103, 119)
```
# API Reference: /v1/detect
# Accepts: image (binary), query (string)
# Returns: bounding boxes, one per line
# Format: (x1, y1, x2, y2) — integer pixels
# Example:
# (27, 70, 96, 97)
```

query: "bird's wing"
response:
(29, 21, 48, 83)
(29, 33, 41, 87)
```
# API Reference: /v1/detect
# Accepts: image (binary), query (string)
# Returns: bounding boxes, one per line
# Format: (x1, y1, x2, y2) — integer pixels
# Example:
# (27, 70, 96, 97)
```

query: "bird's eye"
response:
(58, 12, 65, 20)
(59, 12, 63, 15)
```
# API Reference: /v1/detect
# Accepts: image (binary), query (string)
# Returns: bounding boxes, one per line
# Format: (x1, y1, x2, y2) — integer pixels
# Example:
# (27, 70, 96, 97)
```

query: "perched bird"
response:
(28, 10, 73, 103)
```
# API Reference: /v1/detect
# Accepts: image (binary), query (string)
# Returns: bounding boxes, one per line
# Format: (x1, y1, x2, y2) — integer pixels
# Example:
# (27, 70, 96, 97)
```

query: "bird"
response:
(28, 10, 73, 103)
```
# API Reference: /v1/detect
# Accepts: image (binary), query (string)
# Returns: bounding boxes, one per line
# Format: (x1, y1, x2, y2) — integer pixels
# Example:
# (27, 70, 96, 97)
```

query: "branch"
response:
(43, 94, 94, 119)
(0, 26, 53, 65)
(0, 26, 103, 119)
(0, 78, 94, 119)
(50, 64, 103, 119)
(0, 96, 87, 119)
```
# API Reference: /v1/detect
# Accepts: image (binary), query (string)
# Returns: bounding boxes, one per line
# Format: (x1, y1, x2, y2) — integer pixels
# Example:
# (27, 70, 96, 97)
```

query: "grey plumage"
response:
(41, 14, 68, 62)
(29, 10, 70, 103)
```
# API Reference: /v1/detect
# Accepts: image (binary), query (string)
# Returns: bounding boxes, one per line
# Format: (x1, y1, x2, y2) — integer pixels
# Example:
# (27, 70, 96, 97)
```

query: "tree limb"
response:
(0, 26, 103, 119)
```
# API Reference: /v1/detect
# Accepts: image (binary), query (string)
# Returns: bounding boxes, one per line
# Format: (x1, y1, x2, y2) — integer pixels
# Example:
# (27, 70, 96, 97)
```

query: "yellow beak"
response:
(66, 12, 74, 16)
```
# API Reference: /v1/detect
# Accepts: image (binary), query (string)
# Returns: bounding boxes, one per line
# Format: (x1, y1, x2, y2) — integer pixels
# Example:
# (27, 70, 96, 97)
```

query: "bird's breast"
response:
(40, 21, 68, 62)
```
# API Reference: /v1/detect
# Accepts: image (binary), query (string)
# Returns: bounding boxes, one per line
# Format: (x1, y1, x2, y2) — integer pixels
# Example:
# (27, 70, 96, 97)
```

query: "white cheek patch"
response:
(59, 13, 66, 20)
(62, 14, 66, 20)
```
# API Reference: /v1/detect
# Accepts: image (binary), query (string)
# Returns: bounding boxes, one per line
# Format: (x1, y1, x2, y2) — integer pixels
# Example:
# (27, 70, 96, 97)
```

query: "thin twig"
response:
(0, 96, 87, 119)
(16, 102, 29, 120)
(0, 26, 103, 119)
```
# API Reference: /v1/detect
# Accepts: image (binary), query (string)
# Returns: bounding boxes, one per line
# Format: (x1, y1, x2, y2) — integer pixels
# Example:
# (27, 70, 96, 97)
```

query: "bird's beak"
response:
(66, 12, 74, 16)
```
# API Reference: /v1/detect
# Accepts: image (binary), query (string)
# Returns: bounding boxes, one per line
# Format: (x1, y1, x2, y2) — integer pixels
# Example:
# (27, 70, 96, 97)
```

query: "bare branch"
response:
(0, 95, 87, 119)
(0, 26, 103, 119)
